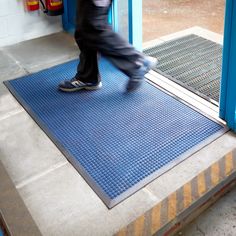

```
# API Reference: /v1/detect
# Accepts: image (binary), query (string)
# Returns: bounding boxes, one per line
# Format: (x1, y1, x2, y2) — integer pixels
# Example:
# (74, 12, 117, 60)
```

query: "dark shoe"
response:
(58, 77, 102, 92)
(126, 76, 145, 92)
(126, 56, 158, 92)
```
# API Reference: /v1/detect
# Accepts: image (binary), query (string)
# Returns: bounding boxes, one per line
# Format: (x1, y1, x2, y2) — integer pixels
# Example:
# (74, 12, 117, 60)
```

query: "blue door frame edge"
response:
(110, 0, 118, 32)
(128, 0, 143, 51)
(61, 0, 75, 33)
(220, 0, 236, 131)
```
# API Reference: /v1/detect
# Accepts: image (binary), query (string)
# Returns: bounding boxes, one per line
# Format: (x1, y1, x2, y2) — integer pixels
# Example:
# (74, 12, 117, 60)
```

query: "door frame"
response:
(220, 0, 236, 131)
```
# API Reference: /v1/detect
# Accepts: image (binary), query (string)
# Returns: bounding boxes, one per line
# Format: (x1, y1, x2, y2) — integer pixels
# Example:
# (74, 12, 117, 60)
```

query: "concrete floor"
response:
(178, 186, 236, 236)
(143, 0, 225, 42)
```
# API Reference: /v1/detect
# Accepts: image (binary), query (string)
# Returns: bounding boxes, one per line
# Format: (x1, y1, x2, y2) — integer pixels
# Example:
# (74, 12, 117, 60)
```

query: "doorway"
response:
(142, 0, 226, 107)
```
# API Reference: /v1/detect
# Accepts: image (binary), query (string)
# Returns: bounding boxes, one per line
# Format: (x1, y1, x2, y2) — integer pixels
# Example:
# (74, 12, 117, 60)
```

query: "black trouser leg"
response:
(75, 0, 145, 81)
(75, 39, 100, 84)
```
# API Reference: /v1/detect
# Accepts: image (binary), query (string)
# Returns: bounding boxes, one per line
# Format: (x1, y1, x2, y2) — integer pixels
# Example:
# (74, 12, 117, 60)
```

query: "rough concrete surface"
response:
(177, 187, 236, 236)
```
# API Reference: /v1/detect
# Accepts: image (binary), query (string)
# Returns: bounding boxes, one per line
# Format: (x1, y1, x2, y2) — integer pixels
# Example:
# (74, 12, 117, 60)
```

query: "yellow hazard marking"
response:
(198, 172, 206, 196)
(27, 1, 38, 6)
(151, 203, 161, 234)
(168, 192, 177, 221)
(183, 182, 192, 208)
(134, 215, 145, 236)
(211, 162, 220, 186)
(225, 152, 234, 176)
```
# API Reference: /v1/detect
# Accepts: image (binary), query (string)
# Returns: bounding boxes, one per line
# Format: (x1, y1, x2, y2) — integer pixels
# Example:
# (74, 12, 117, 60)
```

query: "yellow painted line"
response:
(197, 172, 206, 197)
(151, 203, 161, 234)
(183, 182, 192, 208)
(225, 152, 234, 176)
(211, 162, 220, 186)
(168, 192, 177, 221)
(134, 215, 145, 236)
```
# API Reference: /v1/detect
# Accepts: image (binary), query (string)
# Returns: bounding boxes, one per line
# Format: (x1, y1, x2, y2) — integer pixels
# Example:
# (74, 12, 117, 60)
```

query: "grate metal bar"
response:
(144, 34, 199, 54)
(158, 45, 221, 71)
(144, 34, 222, 103)
(161, 47, 222, 76)
(175, 58, 221, 82)
(187, 68, 221, 88)
(149, 38, 211, 60)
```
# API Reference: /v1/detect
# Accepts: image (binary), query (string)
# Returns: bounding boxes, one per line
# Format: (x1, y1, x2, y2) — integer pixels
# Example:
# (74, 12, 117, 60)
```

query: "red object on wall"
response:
(26, 0, 40, 11)
(43, 0, 64, 16)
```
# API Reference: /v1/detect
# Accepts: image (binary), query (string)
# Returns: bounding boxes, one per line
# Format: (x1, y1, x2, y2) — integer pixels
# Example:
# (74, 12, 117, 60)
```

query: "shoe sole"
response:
(59, 83, 102, 92)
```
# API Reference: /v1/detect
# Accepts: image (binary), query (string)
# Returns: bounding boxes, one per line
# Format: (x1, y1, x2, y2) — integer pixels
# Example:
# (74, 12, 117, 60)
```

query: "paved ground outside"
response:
(143, 0, 225, 42)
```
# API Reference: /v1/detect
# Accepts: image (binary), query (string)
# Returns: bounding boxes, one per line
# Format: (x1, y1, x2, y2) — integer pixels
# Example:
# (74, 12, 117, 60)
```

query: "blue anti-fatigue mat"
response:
(4, 58, 227, 208)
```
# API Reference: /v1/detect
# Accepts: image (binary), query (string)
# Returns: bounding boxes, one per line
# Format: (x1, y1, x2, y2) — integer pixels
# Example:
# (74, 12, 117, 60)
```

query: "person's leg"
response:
(88, 30, 157, 91)
(59, 0, 157, 92)
(81, 1, 143, 77)
(75, 35, 101, 84)
(80, 0, 158, 91)
(58, 32, 102, 92)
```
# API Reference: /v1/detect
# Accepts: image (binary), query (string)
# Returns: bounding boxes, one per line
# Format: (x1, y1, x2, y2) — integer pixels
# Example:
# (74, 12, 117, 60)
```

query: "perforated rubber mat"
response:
(5, 58, 226, 208)
(144, 34, 222, 104)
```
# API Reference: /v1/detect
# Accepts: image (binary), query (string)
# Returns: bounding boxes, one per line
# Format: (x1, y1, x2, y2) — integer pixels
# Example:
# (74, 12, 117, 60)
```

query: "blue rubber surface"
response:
(5, 58, 226, 208)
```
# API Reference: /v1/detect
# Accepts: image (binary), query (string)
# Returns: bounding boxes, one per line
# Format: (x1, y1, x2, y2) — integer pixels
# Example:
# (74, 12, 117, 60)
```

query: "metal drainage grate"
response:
(144, 34, 222, 104)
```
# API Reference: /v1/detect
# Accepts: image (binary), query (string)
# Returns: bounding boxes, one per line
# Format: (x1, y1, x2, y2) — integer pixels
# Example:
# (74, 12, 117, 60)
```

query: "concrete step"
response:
(114, 149, 236, 236)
